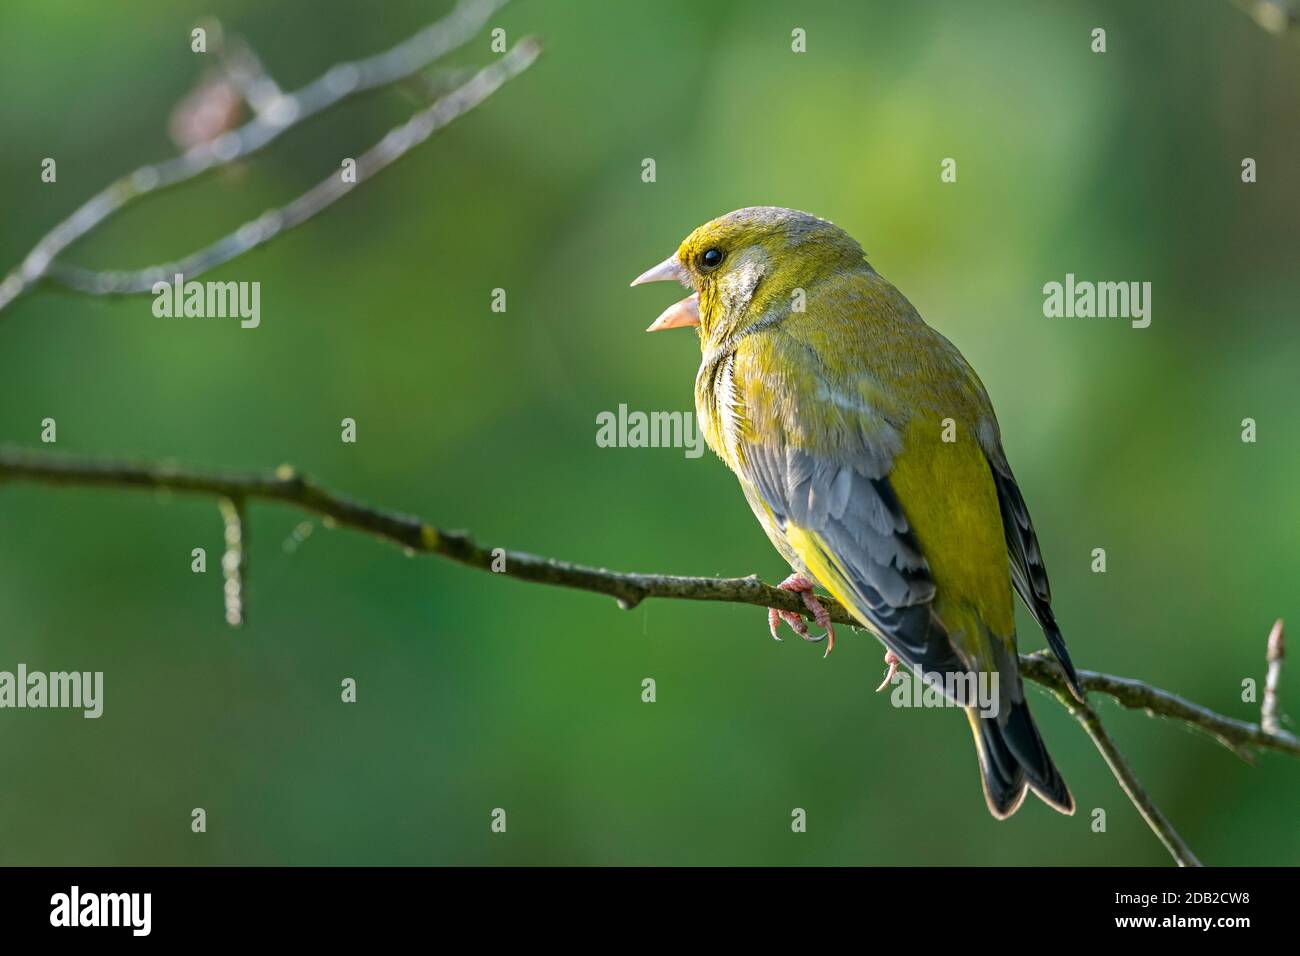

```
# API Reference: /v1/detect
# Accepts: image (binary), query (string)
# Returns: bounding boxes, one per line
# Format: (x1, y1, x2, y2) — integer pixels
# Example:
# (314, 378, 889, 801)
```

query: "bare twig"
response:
(1021, 651, 1300, 759)
(1040, 680, 1203, 867)
(1263, 619, 1285, 734)
(41, 40, 539, 298)
(0, 0, 527, 313)
(2, 447, 1295, 866)
(218, 496, 248, 627)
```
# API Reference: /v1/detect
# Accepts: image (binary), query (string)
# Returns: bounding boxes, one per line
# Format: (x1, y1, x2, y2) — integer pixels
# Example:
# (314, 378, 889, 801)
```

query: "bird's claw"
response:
(768, 606, 817, 642)
(875, 650, 901, 692)
(767, 573, 835, 657)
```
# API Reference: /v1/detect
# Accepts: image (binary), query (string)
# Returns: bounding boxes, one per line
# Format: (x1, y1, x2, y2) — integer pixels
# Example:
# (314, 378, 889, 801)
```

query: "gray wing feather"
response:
(743, 441, 967, 676)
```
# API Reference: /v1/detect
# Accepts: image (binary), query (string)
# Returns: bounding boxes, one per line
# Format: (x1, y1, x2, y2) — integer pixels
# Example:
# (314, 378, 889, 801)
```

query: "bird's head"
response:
(630, 206, 866, 345)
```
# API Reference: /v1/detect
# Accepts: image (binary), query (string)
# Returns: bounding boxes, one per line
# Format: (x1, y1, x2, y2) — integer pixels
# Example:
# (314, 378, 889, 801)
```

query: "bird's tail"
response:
(966, 700, 1074, 819)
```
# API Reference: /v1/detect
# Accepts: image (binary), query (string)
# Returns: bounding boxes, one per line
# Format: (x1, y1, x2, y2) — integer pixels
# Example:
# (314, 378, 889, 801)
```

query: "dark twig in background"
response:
(3, 447, 1294, 866)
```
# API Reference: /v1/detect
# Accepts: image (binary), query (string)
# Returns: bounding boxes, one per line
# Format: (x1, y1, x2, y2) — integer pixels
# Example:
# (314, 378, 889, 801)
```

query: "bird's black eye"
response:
(700, 248, 724, 270)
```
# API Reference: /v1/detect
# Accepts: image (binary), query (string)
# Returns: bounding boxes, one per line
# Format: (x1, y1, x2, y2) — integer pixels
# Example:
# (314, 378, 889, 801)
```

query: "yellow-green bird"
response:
(632, 206, 1086, 818)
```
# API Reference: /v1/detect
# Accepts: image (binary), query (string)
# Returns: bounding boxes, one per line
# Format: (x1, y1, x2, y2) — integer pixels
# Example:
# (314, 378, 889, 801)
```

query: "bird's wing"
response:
(725, 335, 973, 680)
(743, 440, 971, 672)
(986, 452, 1051, 610)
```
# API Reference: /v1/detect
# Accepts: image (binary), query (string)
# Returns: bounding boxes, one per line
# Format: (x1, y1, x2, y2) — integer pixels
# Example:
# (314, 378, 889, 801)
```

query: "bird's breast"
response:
(694, 348, 744, 469)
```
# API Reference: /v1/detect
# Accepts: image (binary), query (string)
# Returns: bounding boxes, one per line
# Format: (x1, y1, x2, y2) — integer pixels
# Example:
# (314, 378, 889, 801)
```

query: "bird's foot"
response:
(767, 573, 836, 658)
(874, 650, 901, 692)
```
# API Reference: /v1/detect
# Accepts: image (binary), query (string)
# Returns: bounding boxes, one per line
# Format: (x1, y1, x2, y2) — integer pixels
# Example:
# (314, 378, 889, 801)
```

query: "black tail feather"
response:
(970, 712, 1028, 818)
(969, 699, 1074, 818)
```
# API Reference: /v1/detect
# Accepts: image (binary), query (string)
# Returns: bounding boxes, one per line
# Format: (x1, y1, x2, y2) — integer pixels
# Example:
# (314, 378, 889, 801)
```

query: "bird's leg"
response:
(767, 573, 836, 657)
(875, 650, 901, 692)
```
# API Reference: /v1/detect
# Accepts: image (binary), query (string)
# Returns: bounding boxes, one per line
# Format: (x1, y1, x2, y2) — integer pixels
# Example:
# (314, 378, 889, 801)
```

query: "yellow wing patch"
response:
(886, 416, 1014, 637)
(783, 524, 887, 642)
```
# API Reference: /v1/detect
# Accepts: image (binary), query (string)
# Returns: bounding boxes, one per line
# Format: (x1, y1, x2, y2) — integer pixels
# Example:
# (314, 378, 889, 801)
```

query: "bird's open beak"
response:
(630, 254, 700, 332)
(643, 292, 700, 332)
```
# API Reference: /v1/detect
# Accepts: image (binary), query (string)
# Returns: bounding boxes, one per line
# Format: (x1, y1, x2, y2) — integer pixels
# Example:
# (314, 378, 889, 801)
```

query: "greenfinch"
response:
(632, 207, 1085, 819)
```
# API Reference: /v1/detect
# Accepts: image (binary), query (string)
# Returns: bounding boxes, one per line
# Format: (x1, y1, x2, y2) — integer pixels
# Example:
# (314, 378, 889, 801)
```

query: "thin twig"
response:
(1, 447, 1295, 867)
(41, 40, 539, 297)
(1041, 682, 1203, 867)
(1021, 651, 1300, 759)
(1263, 619, 1285, 734)
(218, 496, 248, 627)
(0, 0, 522, 313)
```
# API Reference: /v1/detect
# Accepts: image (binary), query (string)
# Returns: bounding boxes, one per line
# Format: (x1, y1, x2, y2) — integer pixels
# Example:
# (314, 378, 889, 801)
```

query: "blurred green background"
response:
(1, 0, 1297, 866)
